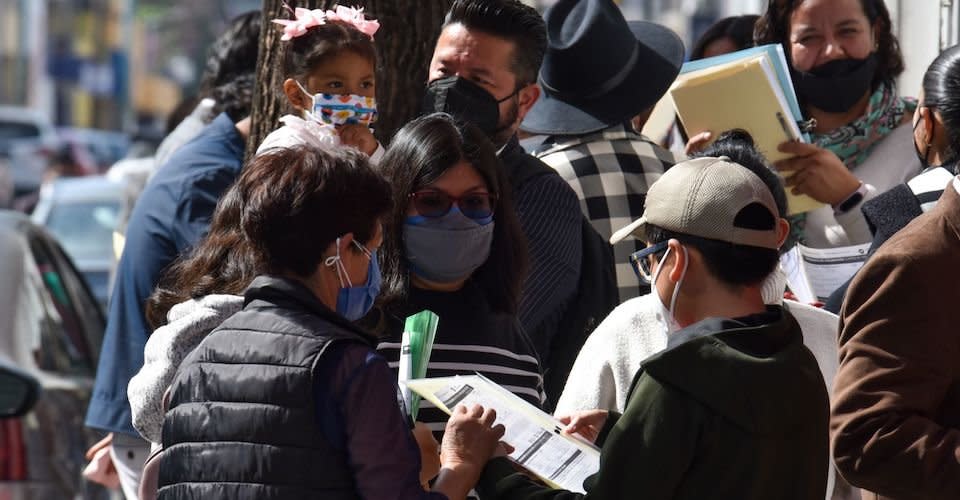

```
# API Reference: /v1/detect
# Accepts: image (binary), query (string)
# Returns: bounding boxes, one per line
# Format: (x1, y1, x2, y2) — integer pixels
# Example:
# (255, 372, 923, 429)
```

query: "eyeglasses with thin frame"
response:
(629, 241, 669, 285)
(409, 190, 497, 221)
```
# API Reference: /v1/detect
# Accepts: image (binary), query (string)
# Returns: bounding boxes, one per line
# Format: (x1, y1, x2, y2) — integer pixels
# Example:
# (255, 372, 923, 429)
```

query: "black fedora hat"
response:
(522, 0, 685, 136)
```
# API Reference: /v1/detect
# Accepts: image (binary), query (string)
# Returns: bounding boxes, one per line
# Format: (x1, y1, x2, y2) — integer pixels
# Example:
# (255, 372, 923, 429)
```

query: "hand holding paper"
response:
(405, 375, 601, 493)
(441, 405, 507, 470)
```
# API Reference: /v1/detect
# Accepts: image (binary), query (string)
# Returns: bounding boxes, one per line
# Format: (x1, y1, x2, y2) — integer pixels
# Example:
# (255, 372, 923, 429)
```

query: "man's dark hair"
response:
(697, 129, 788, 220)
(443, 0, 546, 86)
(239, 145, 393, 278)
(377, 113, 528, 314)
(197, 10, 262, 122)
(209, 73, 255, 122)
(648, 130, 785, 287)
(198, 10, 262, 95)
(281, 20, 377, 81)
(690, 15, 759, 61)
(922, 44, 960, 164)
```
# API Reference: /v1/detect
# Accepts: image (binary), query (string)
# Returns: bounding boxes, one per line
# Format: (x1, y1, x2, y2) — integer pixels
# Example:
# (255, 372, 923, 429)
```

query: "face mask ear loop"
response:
(324, 238, 353, 288)
(651, 246, 671, 293)
(352, 239, 372, 260)
(669, 246, 689, 321)
(296, 80, 320, 121)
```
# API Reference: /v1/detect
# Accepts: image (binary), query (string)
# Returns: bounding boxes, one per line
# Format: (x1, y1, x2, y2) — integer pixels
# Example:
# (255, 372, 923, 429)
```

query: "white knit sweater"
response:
(127, 294, 244, 444)
(554, 270, 845, 499)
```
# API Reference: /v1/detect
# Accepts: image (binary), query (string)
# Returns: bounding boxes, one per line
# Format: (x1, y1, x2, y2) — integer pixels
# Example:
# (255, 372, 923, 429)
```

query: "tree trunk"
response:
(247, 0, 453, 161)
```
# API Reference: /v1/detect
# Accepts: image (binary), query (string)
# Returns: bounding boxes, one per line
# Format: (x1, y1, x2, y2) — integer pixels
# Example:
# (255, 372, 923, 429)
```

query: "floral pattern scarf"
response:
(811, 80, 916, 167)
(790, 81, 916, 244)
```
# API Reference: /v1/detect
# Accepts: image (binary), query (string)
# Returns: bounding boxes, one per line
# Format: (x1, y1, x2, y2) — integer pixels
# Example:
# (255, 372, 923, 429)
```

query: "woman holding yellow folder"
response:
(748, 0, 921, 249)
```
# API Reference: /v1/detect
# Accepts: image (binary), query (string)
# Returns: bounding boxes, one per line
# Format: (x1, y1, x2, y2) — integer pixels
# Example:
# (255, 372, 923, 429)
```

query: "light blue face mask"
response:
(325, 238, 381, 321)
(403, 208, 494, 284)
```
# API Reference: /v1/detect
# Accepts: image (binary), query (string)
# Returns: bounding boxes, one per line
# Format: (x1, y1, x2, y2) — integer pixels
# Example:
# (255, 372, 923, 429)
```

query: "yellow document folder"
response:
(670, 55, 823, 215)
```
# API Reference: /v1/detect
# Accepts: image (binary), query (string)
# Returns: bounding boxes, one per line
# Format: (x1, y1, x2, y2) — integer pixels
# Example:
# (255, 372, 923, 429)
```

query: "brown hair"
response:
(754, 0, 904, 87)
(281, 20, 377, 81)
(145, 185, 257, 329)
(377, 113, 528, 315)
(239, 145, 392, 278)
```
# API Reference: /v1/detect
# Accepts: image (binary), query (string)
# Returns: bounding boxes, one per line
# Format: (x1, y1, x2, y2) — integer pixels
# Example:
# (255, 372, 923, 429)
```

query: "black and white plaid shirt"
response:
(531, 124, 682, 301)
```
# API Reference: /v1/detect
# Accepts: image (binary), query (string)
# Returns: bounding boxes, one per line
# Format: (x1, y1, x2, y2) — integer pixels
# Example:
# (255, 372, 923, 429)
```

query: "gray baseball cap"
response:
(610, 156, 781, 249)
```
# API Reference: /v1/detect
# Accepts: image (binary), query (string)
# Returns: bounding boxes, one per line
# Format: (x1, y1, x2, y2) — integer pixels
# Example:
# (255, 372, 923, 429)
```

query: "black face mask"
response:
(422, 76, 516, 138)
(792, 54, 879, 113)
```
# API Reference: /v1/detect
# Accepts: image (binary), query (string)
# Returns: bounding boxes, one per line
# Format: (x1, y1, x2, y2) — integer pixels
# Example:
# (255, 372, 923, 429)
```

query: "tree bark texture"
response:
(247, 0, 454, 161)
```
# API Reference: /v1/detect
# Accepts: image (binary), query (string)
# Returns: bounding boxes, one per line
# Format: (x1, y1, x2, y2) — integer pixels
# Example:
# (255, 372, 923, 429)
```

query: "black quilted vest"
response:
(157, 276, 375, 500)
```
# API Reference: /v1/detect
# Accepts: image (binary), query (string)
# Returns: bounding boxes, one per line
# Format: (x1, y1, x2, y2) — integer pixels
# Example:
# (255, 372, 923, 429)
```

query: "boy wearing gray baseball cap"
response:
(471, 154, 831, 499)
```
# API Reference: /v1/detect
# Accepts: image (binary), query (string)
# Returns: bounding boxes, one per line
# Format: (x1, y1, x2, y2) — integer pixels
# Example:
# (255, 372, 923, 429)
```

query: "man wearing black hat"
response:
(423, 0, 587, 367)
(521, 0, 685, 303)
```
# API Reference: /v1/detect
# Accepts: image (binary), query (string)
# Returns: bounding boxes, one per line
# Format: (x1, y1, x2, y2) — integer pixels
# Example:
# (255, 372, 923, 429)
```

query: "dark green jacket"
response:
(477, 306, 829, 500)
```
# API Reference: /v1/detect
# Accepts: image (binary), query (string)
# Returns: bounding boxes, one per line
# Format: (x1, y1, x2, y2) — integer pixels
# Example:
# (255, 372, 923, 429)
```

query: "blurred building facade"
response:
(0, 0, 954, 132)
(0, 0, 258, 135)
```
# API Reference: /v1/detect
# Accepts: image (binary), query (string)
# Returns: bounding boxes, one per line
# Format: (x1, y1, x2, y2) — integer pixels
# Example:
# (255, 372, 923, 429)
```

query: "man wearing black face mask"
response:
(423, 0, 591, 381)
(514, 0, 685, 304)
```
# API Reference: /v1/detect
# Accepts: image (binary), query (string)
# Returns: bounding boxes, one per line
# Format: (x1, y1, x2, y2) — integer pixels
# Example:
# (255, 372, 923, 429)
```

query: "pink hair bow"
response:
(272, 5, 380, 41)
(325, 6, 381, 39)
(272, 7, 327, 41)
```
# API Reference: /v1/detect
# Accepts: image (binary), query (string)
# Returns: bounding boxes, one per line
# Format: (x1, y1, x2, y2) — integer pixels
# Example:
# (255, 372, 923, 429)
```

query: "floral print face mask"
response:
(299, 82, 377, 127)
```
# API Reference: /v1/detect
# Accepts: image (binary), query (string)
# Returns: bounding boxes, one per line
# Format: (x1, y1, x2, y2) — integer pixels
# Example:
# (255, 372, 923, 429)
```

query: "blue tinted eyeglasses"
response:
(629, 241, 669, 285)
(409, 191, 497, 220)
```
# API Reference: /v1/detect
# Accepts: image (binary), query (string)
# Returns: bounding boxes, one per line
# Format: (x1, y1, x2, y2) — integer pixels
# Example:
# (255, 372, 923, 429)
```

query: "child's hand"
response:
(339, 124, 378, 156)
(557, 409, 609, 443)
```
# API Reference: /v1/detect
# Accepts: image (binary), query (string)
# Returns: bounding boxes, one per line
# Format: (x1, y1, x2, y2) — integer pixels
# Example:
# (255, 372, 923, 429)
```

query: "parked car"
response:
(0, 210, 109, 499)
(0, 362, 40, 419)
(0, 106, 57, 196)
(32, 176, 125, 313)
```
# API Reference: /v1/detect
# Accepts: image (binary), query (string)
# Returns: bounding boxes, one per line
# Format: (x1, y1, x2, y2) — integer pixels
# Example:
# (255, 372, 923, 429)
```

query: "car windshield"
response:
(45, 201, 120, 262)
(0, 121, 41, 141)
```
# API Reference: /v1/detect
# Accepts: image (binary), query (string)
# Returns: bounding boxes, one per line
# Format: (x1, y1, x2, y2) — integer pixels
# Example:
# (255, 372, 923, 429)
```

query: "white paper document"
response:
(404, 375, 600, 493)
(780, 247, 816, 304)
(796, 243, 871, 301)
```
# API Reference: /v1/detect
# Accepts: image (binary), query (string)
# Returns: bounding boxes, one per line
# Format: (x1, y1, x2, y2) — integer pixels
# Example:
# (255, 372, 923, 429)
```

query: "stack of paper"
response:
(405, 374, 601, 493)
(670, 44, 823, 215)
(398, 310, 439, 420)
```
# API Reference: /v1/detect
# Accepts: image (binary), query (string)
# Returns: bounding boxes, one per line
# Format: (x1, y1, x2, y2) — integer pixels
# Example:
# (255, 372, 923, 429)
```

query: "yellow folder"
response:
(670, 55, 823, 215)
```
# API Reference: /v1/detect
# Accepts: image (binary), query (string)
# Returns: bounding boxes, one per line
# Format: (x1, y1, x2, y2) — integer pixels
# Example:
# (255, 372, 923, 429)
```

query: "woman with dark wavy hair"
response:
(156, 144, 500, 499)
(129, 184, 255, 447)
(743, 0, 921, 257)
(374, 113, 543, 442)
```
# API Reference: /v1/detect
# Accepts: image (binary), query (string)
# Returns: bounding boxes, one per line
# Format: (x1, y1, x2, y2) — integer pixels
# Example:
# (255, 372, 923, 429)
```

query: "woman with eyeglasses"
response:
(373, 113, 542, 443)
